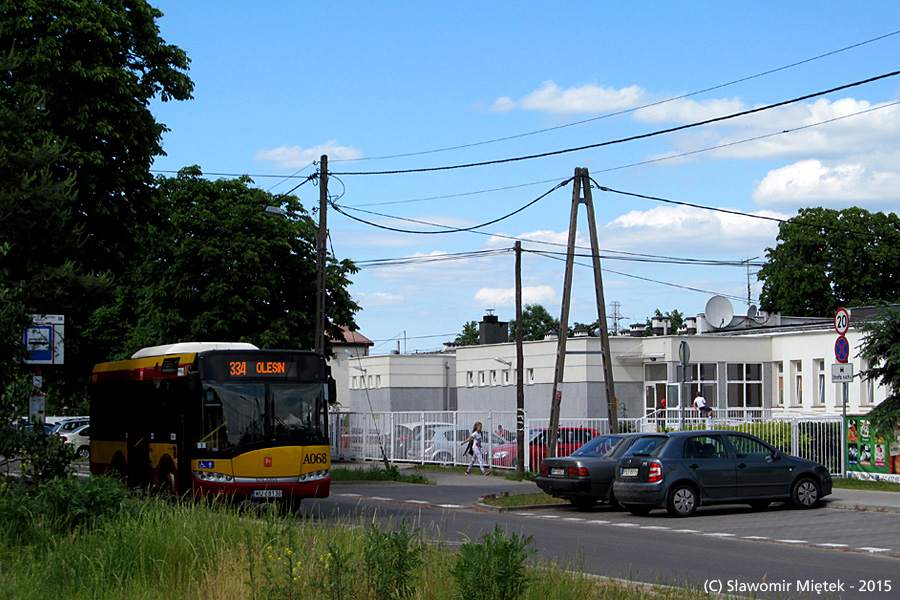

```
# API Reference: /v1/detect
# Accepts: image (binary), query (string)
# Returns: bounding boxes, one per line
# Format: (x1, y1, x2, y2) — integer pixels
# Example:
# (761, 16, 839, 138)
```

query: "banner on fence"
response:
(845, 415, 900, 484)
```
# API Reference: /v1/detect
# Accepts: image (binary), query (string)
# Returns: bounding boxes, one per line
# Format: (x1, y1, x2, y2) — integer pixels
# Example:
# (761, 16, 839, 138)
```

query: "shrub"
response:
(451, 525, 535, 600)
(363, 521, 421, 600)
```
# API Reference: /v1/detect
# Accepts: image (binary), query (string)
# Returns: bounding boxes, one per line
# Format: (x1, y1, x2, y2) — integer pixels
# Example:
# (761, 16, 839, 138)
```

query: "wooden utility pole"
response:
(315, 155, 328, 355)
(515, 241, 525, 473)
(547, 168, 618, 458)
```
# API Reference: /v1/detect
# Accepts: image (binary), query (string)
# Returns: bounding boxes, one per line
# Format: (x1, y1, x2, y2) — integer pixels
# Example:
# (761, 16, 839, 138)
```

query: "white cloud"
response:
(492, 81, 645, 115)
(634, 97, 745, 123)
(354, 291, 405, 307)
(753, 158, 900, 205)
(473, 285, 556, 307)
(607, 204, 785, 251)
(484, 229, 585, 249)
(254, 140, 362, 168)
(668, 98, 900, 161)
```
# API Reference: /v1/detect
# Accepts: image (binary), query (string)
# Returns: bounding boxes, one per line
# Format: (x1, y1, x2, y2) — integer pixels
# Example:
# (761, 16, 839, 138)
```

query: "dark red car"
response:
(490, 427, 599, 469)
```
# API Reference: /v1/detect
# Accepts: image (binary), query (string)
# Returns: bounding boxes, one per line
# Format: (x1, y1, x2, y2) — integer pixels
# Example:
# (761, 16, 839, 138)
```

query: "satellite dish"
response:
(705, 296, 734, 329)
(747, 305, 758, 319)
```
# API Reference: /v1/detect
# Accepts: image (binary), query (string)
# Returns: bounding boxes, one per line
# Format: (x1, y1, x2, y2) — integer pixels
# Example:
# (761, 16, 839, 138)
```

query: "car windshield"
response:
(623, 436, 668, 457)
(570, 435, 624, 457)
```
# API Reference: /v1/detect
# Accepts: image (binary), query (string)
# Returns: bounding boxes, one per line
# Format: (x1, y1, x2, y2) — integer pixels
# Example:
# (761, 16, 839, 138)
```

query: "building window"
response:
(375, 375, 381, 389)
(686, 363, 718, 408)
(491, 370, 498, 386)
(479, 371, 486, 387)
(503, 370, 510, 385)
(816, 360, 826, 405)
(726, 363, 762, 408)
(527, 368, 535, 385)
(793, 361, 803, 406)
(860, 360, 874, 406)
(467, 371, 474, 387)
(776, 363, 784, 406)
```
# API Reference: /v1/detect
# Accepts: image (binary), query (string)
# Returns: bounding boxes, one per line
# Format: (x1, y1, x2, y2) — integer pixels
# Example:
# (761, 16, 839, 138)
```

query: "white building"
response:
(339, 307, 888, 419)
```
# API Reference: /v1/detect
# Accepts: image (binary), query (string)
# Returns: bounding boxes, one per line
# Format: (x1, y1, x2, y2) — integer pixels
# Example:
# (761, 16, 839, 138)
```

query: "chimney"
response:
(479, 311, 508, 345)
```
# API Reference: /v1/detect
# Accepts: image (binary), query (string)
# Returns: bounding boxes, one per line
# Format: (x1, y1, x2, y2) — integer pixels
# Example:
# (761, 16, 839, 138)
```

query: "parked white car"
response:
(50, 417, 90, 437)
(60, 423, 90, 459)
(409, 425, 509, 465)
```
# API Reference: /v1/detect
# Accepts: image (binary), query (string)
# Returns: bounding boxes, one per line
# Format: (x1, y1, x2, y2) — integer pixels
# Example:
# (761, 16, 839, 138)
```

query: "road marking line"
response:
(562, 518, 585, 522)
(613, 523, 640, 528)
(858, 547, 891, 553)
(742, 536, 770, 540)
(640, 526, 670, 530)
(815, 543, 848, 548)
(338, 493, 362, 497)
(541, 515, 561, 519)
(369, 497, 392, 501)
(672, 529, 700, 533)
(405, 500, 429, 504)
(704, 533, 736, 538)
(588, 520, 611, 524)
(437, 504, 464, 508)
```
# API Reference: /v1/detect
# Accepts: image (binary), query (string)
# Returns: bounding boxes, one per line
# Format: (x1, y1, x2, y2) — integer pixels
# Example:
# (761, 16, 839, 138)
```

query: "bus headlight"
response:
(298, 469, 329, 482)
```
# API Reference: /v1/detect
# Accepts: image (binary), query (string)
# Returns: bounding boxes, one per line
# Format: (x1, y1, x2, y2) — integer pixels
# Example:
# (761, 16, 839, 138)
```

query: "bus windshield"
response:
(199, 382, 327, 451)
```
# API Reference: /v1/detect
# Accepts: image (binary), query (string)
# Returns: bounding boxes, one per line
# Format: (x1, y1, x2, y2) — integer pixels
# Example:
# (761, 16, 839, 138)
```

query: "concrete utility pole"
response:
(515, 241, 525, 473)
(315, 155, 328, 355)
(548, 168, 618, 458)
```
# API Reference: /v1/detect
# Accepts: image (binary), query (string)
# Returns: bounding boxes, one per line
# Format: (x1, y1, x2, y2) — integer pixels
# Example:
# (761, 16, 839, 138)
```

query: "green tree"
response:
(858, 306, 900, 442)
(1, 0, 193, 408)
(508, 304, 560, 342)
(758, 207, 900, 316)
(88, 168, 360, 358)
(454, 321, 480, 346)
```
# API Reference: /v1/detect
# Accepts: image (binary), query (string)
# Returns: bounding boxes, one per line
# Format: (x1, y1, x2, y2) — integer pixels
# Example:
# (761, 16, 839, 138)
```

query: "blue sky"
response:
(148, 2, 900, 354)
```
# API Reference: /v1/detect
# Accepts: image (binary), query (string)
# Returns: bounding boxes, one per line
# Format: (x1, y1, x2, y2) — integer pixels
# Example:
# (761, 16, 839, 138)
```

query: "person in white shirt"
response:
(693, 392, 712, 418)
(461, 421, 490, 475)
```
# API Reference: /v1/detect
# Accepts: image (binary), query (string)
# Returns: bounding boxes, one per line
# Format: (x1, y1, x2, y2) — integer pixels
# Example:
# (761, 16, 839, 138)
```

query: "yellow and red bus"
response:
(89, 342, 335, 503)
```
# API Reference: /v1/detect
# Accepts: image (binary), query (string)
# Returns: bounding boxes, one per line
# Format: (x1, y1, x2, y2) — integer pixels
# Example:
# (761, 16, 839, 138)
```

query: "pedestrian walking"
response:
(461, 421, 490, 475)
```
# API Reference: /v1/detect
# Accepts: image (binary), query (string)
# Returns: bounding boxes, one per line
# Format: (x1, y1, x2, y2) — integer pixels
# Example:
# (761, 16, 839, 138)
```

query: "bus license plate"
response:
(252, 489, 283, 499)
(621, 468, 639, 477)
(551, 468, 565, 476)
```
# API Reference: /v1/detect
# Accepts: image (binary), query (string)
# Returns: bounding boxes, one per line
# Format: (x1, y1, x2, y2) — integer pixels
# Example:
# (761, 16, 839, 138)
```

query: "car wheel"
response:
(623, 504, 653, 516)
(77, 446, 90, 460)
(667, 484, 698, 517)
(791, 477, 821, 509)
(748, 500, 771, 510)
(570, 496, 597, 510)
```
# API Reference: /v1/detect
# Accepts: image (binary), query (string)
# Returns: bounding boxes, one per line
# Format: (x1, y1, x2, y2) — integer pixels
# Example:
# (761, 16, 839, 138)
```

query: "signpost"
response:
(834, 308, 851, 478)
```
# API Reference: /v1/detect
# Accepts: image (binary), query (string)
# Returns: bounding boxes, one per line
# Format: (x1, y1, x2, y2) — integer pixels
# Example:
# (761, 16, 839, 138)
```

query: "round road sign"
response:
(835, 335, 850, 363)
(834, 307, 850, 335)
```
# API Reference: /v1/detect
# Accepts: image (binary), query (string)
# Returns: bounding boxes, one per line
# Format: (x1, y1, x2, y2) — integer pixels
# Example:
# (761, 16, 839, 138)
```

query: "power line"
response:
(330, 179, 571, 234)
(327, 29, 900, 164)
(331, 69, 900, 176)
(596, 185, 900, 241)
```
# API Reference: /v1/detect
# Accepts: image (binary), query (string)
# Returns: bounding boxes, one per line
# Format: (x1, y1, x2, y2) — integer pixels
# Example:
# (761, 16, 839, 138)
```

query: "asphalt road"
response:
(304, 469, 899, 600)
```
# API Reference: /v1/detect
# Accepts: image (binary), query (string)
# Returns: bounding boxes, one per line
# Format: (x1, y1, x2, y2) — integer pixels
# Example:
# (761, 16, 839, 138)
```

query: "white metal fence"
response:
(329, 409, 845, 476)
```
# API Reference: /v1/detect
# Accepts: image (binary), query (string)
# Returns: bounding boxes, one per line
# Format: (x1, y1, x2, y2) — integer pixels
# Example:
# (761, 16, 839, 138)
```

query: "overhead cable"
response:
(328, 29, 900, 164)
(331, 69, 900, 176)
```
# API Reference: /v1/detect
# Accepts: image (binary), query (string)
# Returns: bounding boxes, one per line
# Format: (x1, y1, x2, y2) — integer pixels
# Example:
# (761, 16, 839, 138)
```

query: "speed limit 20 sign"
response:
(834, 307, 850, 335)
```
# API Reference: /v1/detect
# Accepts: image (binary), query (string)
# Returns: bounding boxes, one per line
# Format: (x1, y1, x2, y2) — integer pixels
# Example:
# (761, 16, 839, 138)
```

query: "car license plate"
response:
(621, 468, 639, 477)
(251, 489, 283, 499)
(551, 468, 565, 476)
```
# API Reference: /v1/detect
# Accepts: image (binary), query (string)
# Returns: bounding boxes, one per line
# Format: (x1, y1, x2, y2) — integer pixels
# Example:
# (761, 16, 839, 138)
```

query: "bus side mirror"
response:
(187, 372, 201, 393)
(328, 377, 337, 405)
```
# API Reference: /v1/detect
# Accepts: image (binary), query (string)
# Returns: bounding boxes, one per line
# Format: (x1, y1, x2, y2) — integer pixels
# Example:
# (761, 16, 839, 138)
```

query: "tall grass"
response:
(0, 477, 708, 600)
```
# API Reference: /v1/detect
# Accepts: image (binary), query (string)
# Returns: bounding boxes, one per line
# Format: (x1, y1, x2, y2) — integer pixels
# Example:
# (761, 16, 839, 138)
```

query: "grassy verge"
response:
(832, 477, 900, 492)
(0, 477, 709, 600)
(330, 465, 430, 484)
(482, 491, 567, 508)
